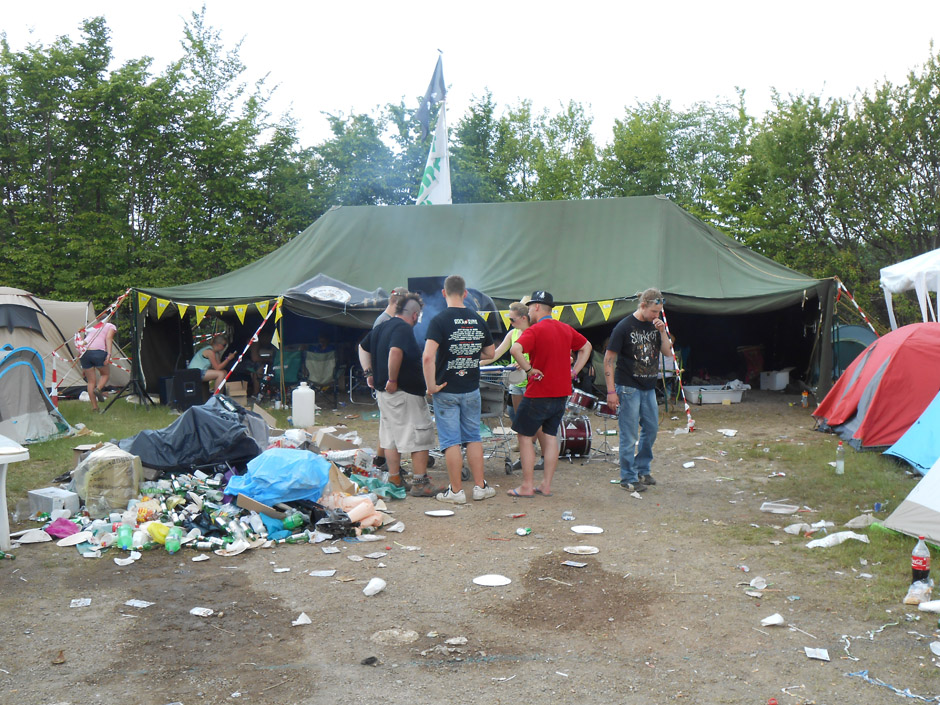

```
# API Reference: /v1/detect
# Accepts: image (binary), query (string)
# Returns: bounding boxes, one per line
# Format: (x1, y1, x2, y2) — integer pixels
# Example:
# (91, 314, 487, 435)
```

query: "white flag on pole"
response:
(416, 101, 451, 205)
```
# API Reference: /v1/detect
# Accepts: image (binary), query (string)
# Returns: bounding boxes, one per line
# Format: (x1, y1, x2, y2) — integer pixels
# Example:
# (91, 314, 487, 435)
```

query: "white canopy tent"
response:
(880, 248, 940, 330)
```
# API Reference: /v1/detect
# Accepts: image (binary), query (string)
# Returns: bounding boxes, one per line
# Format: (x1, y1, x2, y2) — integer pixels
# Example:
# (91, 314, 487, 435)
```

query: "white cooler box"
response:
(685, 385, 745, 404)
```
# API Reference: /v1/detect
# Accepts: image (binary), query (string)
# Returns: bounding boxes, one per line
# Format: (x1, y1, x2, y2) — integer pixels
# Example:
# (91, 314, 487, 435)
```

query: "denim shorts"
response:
(432, 390, 482, 450)
(80, 350, 108, 369)
(511, 396, 567, 438)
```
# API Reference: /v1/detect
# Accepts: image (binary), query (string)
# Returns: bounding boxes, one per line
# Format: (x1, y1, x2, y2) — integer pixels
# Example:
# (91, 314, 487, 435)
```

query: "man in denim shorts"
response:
(507, 291, 592, 498)
(423, 275, 496, 504)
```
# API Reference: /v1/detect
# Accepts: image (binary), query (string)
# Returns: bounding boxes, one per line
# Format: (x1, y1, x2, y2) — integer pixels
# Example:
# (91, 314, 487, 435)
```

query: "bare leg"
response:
(96, 363, 111, 392)
(443, 445, 463, 492)
(410, 449, 429, 479)
(537, 433, 560, 495)
(508, 434, 537, 496)
(465, 441, 485, 488)
(384, 448, 402, 476)
(84, 368, 99, 411)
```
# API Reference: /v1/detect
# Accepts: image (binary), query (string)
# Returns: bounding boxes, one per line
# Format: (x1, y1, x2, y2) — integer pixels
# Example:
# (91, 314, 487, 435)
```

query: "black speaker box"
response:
(173, 369, 206, 410)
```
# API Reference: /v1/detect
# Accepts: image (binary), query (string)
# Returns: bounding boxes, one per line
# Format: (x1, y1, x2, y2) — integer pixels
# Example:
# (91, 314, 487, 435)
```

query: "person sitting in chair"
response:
(188, 334, 235, 390)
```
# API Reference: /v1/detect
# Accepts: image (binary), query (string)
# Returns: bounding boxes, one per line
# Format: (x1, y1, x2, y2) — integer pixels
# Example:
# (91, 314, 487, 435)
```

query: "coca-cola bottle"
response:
(912, 536, 931, 583)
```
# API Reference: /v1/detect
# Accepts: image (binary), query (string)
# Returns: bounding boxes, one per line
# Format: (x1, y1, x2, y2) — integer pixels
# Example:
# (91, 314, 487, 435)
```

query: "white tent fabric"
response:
(880, 248, 940, 330)
(883, 456, 940, 544)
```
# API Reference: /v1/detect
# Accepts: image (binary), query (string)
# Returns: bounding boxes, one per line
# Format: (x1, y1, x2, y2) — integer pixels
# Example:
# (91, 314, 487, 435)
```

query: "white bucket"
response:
(292, 381, 316, 427)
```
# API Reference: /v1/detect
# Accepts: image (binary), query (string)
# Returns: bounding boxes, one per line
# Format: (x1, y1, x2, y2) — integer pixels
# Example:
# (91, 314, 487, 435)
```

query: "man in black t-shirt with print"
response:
(604, 288, 673, 493)
(423, 275, 496, 505)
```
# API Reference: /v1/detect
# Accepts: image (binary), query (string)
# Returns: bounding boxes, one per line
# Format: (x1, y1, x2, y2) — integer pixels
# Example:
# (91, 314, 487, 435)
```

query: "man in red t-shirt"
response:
(507, 291, 591, 497)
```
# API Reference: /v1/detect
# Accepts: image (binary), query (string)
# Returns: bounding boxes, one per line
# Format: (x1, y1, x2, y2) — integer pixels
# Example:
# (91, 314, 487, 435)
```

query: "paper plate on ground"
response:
(570, 525, 603, 534)
(57, 531, 93, 547)
(563, 545, 599, 555)
(473, 574, 511, 586)
(425, 509, 455, 517)
(16, 529, 52, 543)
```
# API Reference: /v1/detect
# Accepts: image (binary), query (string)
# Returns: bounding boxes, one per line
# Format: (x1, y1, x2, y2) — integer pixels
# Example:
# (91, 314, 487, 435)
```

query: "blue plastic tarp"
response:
(884, 390, 940, 474)
(225, 448, 330, 506)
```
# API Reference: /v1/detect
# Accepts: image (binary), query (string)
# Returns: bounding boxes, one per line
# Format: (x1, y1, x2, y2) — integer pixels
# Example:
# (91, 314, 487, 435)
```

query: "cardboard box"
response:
(28, 487, 81, 515)
(225, 380, 249, 405)
(314, 430, 360, 452)
(236, 493, 286, 520)
(72, 443, 104, 468)
(759, 368, 793, 391)
(252, 404, 277, 429)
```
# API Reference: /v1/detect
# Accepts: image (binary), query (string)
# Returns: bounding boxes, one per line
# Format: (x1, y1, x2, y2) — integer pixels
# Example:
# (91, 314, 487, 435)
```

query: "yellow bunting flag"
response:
(255, 300, 270, 318)
(499, 310, 512, 331)
(137, 292, 151, 313)
(233, 304, 248, 324)
(195, 306, 209, 326)
(598, 300, 615, 321)
(275, 297, 284, 322)
(176, 303, 189, 319)
(271, 329, 281, 349)
(478, 310, 491, 322)
(551, 306, 564, 321)
(214, 305, 229, 314)
(571, 303, 588, 325)
(155, 299, 171, 319)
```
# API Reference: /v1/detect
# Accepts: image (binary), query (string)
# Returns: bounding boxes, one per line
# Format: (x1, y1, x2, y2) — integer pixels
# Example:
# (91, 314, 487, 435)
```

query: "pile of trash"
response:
(8, 431, 404, 561)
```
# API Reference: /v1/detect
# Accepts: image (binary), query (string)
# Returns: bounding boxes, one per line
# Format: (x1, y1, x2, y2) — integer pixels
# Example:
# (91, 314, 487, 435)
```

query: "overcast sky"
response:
(4, 1, 940, 147)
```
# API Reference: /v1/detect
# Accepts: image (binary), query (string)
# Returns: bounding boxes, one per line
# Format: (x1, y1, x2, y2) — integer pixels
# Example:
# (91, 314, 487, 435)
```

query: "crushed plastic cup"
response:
(760, 613, 785, 626)
(363, 577, 386, 596)
(749, 576, 768, 590)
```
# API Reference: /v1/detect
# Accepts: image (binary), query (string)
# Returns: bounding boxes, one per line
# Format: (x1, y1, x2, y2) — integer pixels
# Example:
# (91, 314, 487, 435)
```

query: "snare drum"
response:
(566, 388, 598, 413)
(558, 415, 592, 457)
(594, 400, 618, 419)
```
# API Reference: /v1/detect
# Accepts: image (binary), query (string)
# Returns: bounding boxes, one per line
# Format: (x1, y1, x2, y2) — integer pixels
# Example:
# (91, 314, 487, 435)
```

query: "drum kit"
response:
(559, 388, 619, 459)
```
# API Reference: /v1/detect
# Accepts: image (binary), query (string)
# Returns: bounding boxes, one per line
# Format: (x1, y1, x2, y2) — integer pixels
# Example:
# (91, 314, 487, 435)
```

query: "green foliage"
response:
(2, 14, 940, 328)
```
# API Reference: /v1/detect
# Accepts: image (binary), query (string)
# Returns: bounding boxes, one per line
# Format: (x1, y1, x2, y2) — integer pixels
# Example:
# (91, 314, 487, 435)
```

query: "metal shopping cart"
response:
(479, 365, 522, 474)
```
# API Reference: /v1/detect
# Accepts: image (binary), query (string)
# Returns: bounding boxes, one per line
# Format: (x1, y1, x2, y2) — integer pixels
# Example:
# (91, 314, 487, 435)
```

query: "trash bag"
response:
(224, 448, 330, 506)
(71, 443, 143, 518)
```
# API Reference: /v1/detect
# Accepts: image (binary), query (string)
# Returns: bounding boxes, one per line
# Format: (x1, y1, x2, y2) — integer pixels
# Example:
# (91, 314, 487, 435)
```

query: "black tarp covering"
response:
(118, 395, 267, 472)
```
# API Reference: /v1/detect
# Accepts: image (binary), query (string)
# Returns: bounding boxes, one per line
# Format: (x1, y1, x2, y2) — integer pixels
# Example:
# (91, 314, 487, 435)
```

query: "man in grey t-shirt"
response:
(373, 286, 408, 328)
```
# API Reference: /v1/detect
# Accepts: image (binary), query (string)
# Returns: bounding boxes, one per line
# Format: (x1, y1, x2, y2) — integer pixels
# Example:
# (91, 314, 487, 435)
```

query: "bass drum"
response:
(558, 415, 592, 458)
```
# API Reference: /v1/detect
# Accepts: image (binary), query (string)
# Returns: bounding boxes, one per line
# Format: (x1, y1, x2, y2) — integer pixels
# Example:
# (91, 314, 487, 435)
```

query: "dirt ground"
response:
(1, 391, 936, 705)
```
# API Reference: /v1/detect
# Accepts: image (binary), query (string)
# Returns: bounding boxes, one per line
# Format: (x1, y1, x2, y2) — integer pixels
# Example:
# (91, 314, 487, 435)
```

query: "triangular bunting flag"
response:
(195, 306, 209, 325)
(155, 299, 170, 319)
(271, 329, 281, 349)
(478, 310, 491, 322)
(137, 292, 151, 313)
(234, 304, 248, 324)
(571, 303, 588, 325)
(256, 300, 270, 318)
(598, 300, 615, 321)
(551, 306, 564, 321)
(499, 310, 512, 331)
(177, 303, 189, 319)
(275, 297, 284, 322)
(214, 305, 229, 313)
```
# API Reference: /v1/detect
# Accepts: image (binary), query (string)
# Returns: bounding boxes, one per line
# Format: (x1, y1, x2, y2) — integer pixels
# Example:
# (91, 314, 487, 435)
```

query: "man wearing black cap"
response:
(507, 291, 592, 497)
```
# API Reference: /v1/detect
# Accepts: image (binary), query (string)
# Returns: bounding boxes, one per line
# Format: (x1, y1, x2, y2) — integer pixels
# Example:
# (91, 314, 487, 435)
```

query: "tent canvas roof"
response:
(880, 247, 940, 329)
(139, 197, 832, 326)
(884, 456, 940, 544)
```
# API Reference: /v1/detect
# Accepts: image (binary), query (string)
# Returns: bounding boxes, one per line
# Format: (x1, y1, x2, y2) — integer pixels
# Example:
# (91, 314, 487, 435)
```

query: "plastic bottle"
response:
(801, 391, 809, 408)
(282, 511, 305, 531)
(835, 441, 845, 475)
(165, 526, 183, 554)
(117, 520, 134, 550)
(913, 536, 931, 583)
(292, 381, 316, 427)
(697, 387, 703, 405)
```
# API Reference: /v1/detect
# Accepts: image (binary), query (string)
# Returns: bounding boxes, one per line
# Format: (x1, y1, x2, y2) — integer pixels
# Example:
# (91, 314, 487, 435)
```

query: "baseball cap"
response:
(527, 290, 554, 307)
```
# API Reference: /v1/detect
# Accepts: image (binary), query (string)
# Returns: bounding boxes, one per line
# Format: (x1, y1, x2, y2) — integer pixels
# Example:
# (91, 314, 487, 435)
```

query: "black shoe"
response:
(535, 458, 545, 471)
(639, 474, 657, 486)
(620, 481, 647, 492)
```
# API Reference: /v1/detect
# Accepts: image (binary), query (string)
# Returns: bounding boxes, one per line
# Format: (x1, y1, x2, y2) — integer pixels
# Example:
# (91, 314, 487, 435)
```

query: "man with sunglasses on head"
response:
(604, 288, 673, 492)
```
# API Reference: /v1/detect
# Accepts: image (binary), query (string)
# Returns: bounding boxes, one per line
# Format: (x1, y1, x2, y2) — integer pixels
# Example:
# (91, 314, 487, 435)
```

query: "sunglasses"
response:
(647, 297, 666, 305)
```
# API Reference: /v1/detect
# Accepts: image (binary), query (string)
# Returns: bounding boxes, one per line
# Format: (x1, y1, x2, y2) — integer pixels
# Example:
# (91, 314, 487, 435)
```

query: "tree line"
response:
(2, 12, 938, 328)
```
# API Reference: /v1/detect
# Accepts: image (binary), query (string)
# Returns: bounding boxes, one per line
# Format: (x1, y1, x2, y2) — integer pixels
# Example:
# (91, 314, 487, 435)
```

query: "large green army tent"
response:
(134, 196, 836, 393)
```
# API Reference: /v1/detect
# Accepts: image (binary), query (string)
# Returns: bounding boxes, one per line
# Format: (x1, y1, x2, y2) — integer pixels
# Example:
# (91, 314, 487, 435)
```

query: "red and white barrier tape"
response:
(661, 307, 695, 431)
(214, 300, 279, 395)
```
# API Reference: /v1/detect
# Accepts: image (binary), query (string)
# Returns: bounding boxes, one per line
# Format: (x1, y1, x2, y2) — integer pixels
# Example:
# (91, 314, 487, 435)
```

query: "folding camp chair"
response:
(304, 349, 343, 407)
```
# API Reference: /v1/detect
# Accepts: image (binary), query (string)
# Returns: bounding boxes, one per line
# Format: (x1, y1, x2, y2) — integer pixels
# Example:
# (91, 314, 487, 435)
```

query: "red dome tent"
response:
(813, 323, 940, 448)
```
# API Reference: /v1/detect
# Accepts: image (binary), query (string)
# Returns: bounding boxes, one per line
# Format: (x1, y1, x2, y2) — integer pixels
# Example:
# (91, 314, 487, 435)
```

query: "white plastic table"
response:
(0, 435, 30, 551)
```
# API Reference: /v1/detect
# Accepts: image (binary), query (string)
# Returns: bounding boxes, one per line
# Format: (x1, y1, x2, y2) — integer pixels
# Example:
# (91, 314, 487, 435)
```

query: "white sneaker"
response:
(472, 483, 496, 501)
(436, 487, 466, 505)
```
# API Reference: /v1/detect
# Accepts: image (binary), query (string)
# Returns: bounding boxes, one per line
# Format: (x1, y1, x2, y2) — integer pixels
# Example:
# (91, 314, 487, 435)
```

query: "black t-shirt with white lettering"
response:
(426, 307, 494, 394)
(359, 317, 426, 396)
